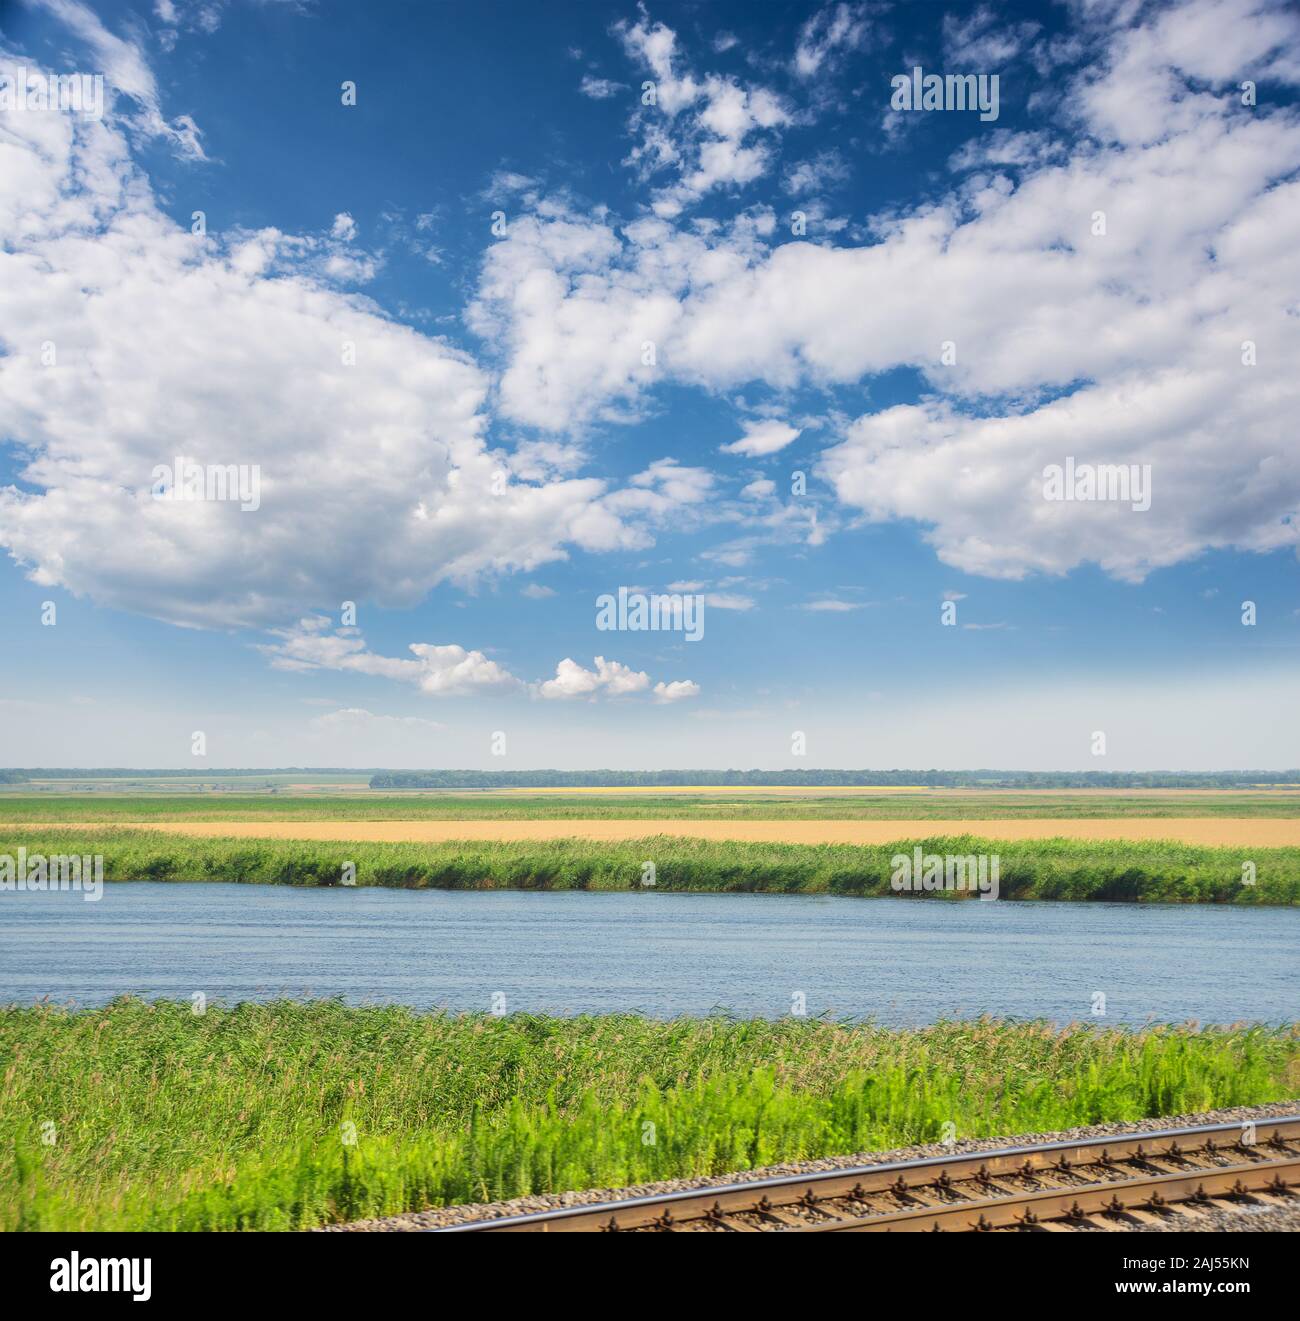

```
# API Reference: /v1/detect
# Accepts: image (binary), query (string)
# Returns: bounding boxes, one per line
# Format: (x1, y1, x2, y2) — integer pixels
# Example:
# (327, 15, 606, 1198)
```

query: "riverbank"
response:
(2, 829, 1296, 903)
(4, 1001, 1297, 1231)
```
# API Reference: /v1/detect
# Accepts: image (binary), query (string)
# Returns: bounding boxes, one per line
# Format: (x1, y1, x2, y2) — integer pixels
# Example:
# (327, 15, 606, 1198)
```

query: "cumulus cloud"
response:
(471, 0, 1300, 582)
(261, 617, 522, 696)
(614, 10, 791, 214)
(538, 655, 649, 699)
(467, 201, 765, 429)
(624, 458, 714, 505)
(0, 43, 716, 628)
(537, 655, 699, 701)
(8, 0, 1300, 639)
(653, 679, 701, 702)
(1073, 0, 1300, 146)
(262, 619, 699, 703)
(721, 420, 801, 457)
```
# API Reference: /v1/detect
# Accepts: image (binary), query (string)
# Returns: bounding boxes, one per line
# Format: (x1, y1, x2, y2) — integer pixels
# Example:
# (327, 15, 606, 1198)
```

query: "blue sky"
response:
(1, 0, 1298, 768)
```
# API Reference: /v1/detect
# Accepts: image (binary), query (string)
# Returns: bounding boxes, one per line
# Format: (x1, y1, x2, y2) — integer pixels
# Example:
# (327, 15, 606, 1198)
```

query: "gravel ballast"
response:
(315, 1100, 1300, 1232)
(1131, 1202, 1300, 1232)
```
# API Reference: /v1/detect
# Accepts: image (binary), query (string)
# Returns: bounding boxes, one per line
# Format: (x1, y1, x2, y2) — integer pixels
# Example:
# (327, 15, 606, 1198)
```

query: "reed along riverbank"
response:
(4, 1001, 1298, 1230)
(1, 829, 1296, 903)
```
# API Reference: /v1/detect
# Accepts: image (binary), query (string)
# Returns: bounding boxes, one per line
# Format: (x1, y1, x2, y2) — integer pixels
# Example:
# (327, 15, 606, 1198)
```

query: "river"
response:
(2, 882, 1295, 1025)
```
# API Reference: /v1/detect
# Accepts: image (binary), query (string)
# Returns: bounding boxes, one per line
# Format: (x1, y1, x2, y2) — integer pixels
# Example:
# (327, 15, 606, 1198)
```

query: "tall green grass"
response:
(1, 828, 1296, 903)
(4, 1001, 1297, 1230)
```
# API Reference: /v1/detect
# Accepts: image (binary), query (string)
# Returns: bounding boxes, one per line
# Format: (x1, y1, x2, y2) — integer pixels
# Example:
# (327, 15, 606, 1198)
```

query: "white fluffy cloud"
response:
(538, 655, 649, 699)
(262, 618, 522, 696)
(652, 679, 701, 702)
(0, 40, 712, 628)
(468, 202, 776, 429)
(614, 11, 792, 215)
(7, 0, 1299, 640)
(263, 618, 699, 703)
(721, 420, 801, 457)
(472, 0, 1300, 582)
(537, 655, 699, 702)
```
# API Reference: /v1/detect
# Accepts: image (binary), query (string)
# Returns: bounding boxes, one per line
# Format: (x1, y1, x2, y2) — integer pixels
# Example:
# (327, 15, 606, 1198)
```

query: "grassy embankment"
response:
(1, 828, 1295, 903)
(4, 1000, 1297, 1231)
(3, 791, 1300, 821)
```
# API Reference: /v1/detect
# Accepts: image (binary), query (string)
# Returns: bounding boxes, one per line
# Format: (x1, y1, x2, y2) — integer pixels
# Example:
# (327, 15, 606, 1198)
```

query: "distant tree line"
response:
(4, 768, 1296, 789)
(367, 769, 1300, 790)
(1, 768, 372, 778)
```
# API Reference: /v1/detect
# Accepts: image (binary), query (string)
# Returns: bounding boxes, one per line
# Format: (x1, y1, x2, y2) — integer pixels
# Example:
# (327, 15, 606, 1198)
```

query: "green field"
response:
(3, 790, 1300, 820)
(4, 1000, 1296, 1231)
(3, 828, 1296, 903)
(3, 774, 371, 794)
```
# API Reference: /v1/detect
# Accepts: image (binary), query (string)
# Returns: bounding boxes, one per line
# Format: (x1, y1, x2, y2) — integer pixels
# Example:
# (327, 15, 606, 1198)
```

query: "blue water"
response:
(1, 883, 1295, 1025)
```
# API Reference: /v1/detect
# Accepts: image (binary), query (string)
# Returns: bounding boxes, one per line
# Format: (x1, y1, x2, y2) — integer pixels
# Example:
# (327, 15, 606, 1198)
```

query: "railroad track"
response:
(432, 1114, 1300, 1233)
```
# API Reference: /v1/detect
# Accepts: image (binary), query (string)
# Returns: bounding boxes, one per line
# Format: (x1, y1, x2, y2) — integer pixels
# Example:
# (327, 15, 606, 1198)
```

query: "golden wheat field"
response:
(25, 816, 1300, 846)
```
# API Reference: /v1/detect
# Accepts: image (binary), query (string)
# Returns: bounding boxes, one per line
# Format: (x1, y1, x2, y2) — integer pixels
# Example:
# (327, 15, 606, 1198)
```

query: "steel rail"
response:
(800, 1154, 1300, 1232)
(429, 1113, 1300, 1233)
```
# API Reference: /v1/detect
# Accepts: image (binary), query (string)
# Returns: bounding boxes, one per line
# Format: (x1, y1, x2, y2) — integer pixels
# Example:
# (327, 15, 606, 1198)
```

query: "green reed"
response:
(0, 828, 1295, 903)
(3, 1001, 1297, 1230)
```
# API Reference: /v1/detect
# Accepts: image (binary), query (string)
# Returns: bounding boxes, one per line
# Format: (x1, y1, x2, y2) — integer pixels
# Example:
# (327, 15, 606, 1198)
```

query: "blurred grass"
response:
(4, 1000, 1297, 1230)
